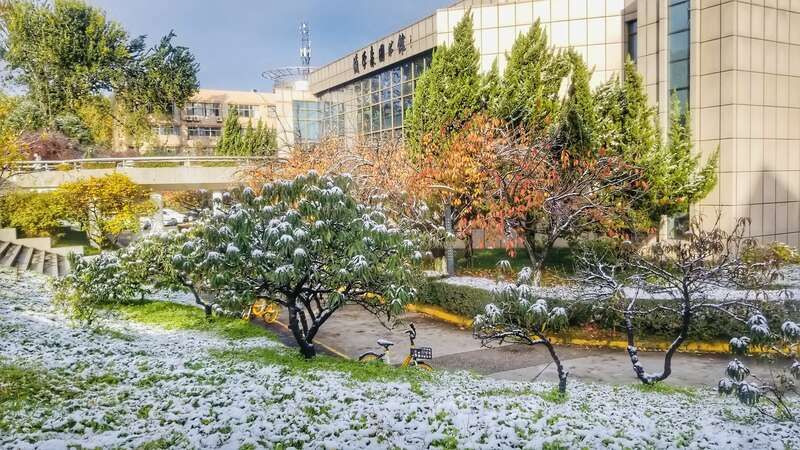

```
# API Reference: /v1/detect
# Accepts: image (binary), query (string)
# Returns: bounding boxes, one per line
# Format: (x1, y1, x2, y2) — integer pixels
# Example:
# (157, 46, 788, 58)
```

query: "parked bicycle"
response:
(243, 297, 281, 323)
(358, 323, 433, 371)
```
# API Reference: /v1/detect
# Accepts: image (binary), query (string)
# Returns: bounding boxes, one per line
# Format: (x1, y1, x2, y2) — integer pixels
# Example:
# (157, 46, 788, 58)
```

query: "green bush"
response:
(420, 279, 800, 341)
(743, 242, 800, 266)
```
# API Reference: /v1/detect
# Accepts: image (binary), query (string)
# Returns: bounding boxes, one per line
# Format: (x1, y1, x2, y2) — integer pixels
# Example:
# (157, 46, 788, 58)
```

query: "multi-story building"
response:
(309, 0, 800, 246)
(114, 84, 319, 155)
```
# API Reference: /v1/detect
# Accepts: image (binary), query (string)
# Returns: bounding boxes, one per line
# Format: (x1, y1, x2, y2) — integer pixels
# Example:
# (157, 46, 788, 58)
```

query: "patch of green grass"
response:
(118, 300, 275, 340)
(479, 386, 537, 397)
(0, 363, 57, 411)
(634, 382, 696, 398)
(538, 387, 569, 404)
(136, 432, 189, 449)
(210, 347, 434, 384)
(455, 247, 576, 285)
(84, 372, 123, 386)
(92, 327, 135, 342)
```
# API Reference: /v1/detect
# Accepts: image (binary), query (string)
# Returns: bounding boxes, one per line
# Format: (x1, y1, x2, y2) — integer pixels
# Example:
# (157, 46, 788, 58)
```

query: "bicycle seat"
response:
(377, 339, 394, 349)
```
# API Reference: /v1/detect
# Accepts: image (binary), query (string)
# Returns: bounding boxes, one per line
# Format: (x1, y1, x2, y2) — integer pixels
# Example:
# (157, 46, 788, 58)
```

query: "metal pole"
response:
(444, 201, 455, 276)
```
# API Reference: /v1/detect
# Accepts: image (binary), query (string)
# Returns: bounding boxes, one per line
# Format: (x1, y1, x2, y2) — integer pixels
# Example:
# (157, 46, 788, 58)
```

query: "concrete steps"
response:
(0, 228, 83, 277)
(0, 241, 71, 277)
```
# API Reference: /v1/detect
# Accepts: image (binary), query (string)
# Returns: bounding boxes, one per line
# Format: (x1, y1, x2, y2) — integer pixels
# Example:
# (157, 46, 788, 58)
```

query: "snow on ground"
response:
(442, 265, 800, 302)
(2, 270, 799, 450)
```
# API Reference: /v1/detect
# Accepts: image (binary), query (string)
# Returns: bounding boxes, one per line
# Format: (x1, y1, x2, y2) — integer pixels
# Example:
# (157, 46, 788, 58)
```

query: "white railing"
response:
(14, 156, 277, 173)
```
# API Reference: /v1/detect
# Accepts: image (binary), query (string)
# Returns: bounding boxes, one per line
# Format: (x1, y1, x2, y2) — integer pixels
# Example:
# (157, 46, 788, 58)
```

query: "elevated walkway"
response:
(8, 156, 276, 192)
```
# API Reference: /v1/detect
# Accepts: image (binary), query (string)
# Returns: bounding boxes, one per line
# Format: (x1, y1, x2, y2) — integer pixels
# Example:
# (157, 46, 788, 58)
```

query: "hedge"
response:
(419, 279, 800, 341)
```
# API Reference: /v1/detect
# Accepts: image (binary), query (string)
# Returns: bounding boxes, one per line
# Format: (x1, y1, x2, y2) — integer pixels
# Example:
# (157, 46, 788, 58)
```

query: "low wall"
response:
(9, 166, 247, 192)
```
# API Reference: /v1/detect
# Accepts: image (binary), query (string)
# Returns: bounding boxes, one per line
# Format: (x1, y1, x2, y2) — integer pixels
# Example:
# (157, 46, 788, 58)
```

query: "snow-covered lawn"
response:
(2, 271, 798, 450)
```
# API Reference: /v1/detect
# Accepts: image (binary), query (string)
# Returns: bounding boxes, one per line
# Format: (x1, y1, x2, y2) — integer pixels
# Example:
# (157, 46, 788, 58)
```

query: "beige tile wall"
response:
(694, 0, 800, 246)
(437, 0, 628, 88)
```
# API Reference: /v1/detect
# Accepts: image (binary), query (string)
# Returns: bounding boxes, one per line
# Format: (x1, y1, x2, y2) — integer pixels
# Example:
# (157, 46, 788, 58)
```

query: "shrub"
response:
(421, 279, 800, 342)
(743, 242, 800, 266)
(53, 253, 147, 324)
(0, 191, 63, 237)
(55, 173, 154, 248)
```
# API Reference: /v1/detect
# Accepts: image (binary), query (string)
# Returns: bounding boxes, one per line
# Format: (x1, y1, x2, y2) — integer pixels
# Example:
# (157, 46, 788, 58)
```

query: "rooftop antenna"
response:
(262, 21, 316, 89)
(300, 21, 311, 75)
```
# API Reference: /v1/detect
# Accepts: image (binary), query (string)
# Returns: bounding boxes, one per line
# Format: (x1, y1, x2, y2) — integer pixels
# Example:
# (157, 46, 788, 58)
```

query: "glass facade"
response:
(626, 20, 638, 62)
(668, 0, 690, 110)
(318, 52, 432, 141)
(293, 101, 321, 142)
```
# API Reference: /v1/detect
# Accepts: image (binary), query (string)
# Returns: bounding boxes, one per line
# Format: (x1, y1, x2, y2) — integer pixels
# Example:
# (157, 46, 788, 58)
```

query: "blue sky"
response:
(86, 0, 452, 91)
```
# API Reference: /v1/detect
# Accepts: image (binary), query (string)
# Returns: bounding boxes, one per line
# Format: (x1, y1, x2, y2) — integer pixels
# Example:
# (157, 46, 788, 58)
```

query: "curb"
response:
(405, 303, 768, 355)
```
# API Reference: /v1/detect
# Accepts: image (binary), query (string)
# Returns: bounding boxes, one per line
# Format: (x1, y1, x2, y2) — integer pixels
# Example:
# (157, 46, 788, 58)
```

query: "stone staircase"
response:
(0, 228, 83, 277)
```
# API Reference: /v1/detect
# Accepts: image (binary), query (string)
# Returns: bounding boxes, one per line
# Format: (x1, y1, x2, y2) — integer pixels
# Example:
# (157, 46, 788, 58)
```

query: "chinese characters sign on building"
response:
(353, 32, 409, 74)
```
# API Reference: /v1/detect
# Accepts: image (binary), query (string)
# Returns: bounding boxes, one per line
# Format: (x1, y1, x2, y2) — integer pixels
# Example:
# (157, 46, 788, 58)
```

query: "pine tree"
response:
(652, 93, 718, 218)
(558, 51, 597, 155)
(618, 58, 660, 164)
(404, 11, 481, 156)
(481, 58, 502, 113)
(217, 109, 242, 155)
(494, 20, 569, 133)
(595, 59, 718, 230)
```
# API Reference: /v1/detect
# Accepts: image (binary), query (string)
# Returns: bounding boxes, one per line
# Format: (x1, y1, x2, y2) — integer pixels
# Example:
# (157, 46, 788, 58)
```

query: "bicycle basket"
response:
(410, 347, 433, 360)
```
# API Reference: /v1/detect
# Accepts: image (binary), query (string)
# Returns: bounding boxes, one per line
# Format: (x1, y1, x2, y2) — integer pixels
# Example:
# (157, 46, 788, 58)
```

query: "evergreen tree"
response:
(595, 59, 718, 230)
(216, 109, 242, 155)
(481, 58, 502, 113)
(618, 59, 660, 164)
(652, 93, 718, 218)
(405, 11, 481, 156)
(558, 51, 597, 155)
(493, 20, 568, 133)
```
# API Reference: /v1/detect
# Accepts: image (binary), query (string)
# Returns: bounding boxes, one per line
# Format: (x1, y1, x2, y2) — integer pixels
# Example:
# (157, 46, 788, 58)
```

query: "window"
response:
(293, 100, 321, 142)
(230, 104, 257, 118)
(184, 102, 221, 117)
(153, 125, 179, 136)
(316, 51, 432, 141)
(187, 126, 220, 137)
(626, 20, 638, 62)
(669, 0, 690, 111)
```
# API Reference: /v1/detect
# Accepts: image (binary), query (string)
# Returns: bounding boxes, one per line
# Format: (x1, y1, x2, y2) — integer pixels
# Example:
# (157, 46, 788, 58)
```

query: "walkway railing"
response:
(14, 156, 276, 173)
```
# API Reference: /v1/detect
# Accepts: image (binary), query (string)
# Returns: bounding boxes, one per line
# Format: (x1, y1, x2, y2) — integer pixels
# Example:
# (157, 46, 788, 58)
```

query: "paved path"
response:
(263, 305, 782, 388)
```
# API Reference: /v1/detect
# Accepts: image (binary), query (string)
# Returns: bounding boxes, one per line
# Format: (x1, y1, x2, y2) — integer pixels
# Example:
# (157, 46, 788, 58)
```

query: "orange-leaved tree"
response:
(475, 126, 639, 286)
(414, 114, 498, 260)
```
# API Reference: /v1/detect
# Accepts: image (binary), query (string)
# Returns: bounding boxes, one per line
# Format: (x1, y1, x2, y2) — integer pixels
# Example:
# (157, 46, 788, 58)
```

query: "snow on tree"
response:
(185, 172, 422, 358)
(54, 253, 147, 324)
(719, 314, 800, 421)
(578, 218, 782, 385)
(124, 232, 217, 317)
(473, 263, 570, 393)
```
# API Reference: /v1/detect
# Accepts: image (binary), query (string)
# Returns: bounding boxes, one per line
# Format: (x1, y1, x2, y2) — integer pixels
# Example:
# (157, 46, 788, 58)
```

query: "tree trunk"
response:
(625, 299, 690, 385)
(464, 232, 474, 263)
(541, 337, 568, 393)
(287, 303, 317, 359)
(187, 284, 212, 319)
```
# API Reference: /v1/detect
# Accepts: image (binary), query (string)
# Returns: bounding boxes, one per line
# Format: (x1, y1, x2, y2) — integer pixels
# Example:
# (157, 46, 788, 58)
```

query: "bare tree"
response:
(473, 264, 570, 393)
(577, 218, 782, 385)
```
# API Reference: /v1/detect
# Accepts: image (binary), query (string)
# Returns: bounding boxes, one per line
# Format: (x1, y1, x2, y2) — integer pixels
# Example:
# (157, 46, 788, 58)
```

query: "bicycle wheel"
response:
(262, 303, 280, 323)
(250, 299, 269, 318)
(358, 352, 383, 363)
(413, 361, 433, 371)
